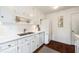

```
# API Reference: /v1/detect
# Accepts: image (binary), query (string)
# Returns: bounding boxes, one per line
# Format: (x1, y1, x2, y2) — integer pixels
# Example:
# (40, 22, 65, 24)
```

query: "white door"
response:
(72, 13, 79, 34)
(71, 13, 79, 44)
(40, 19, 50, 44)
(0, 46, 17, 53)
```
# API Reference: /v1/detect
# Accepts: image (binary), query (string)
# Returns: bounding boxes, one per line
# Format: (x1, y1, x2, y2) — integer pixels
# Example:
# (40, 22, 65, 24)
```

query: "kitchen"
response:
(0, 6, 79, 53)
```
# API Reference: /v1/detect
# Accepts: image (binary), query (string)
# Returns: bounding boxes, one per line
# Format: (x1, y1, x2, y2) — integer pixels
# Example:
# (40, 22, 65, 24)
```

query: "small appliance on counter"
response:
(36, 24, 40, 31)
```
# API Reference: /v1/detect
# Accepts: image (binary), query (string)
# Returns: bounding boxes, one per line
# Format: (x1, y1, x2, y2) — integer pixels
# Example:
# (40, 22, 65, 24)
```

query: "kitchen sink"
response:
(18, 32, 34, 36)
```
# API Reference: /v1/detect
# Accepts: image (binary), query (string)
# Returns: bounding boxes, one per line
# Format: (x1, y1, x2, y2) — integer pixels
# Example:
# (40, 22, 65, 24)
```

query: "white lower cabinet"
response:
(0, 40, 17, 53)
(39, 32, 44, 47)
(18, 43, 31, 53)
(0, 46, 17, 53)
(17, 37, 31, 53)
(33, 32, 44, 49)
(31, 36, 38, 52)
(0, 32, 45, 53)
(34, 34, 39, 48)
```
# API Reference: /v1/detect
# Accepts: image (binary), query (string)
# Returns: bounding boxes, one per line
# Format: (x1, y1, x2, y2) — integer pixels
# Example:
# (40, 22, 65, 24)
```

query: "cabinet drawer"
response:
(17, 36, 32, 44)
(0, 40, 17, 51)
(34, 34, 39, 40)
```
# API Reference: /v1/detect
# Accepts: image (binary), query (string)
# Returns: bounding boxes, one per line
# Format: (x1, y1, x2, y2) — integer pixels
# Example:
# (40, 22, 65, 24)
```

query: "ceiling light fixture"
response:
(52, 6, 59, 9)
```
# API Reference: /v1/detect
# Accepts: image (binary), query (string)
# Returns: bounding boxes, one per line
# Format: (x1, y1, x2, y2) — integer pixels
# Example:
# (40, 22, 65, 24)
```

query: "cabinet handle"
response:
(8, 45, 11, 47)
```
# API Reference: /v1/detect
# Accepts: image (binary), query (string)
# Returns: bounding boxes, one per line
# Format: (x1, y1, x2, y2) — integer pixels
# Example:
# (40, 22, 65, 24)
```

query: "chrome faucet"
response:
(23, 29, 26, 33)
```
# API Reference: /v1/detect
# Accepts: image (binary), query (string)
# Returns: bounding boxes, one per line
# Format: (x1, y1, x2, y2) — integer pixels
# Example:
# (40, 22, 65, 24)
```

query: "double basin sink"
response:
(18, 32, 34, 36)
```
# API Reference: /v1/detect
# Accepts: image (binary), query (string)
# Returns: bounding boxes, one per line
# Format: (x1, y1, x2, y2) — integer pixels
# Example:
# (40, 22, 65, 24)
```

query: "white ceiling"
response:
(35, 6, 76, 14)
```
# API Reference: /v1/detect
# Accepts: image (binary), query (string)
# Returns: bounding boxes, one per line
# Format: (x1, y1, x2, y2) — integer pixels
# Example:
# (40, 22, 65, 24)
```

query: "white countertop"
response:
(0, 31, 44, 44)
(0, 35, 19, 43)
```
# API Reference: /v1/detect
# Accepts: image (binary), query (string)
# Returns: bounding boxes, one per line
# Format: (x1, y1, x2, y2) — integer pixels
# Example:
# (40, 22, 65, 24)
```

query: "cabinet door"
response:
(31, 40, 37, 52)
(18, 41, 31, 53)
(0, 46, 17, 53)
(24, 42, 31, 53)
(0, 40, 17, 53)
(31, 36, 38, 52)
(17, 37, 31, 53)
(39, 33, 44, 47)
(34, 34, 39, 48)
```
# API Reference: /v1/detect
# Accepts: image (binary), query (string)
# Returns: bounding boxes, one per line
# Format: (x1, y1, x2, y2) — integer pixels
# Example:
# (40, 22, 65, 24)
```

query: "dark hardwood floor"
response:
(45, 40, 75, 53)
(34, 40, 75, 53)
(33, 44, 45, 53)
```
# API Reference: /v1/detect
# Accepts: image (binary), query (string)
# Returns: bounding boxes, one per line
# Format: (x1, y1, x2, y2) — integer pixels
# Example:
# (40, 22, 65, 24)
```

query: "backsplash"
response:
(16, 22, 32, 34)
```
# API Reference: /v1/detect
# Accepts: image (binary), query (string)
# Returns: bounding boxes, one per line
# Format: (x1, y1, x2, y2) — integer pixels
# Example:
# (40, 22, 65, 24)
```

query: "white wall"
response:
(72, 13, 79, 34)
(15, 6, 45, 25)
(0, 7, 17, 36)
(0, 6, 45, 36)
(47, 7, 79, 45)
(15, 6, 45, 34)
